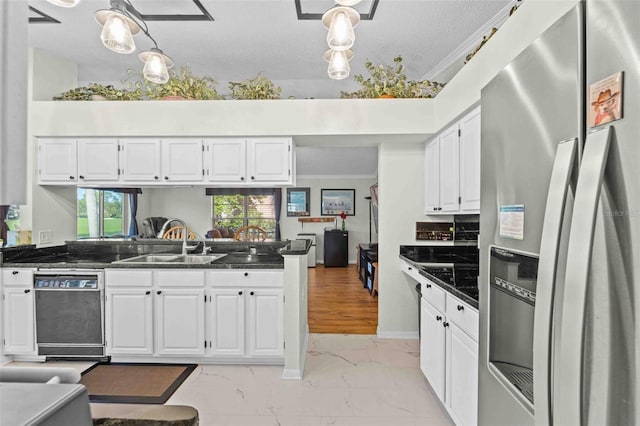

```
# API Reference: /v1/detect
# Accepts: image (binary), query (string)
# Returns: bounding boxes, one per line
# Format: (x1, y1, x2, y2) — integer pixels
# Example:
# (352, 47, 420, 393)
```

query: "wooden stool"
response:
(372, 262, 379, 297)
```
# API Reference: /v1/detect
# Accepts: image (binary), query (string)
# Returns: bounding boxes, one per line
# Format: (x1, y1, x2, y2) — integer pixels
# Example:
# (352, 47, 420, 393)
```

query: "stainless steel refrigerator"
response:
(479, 1, 639, 424)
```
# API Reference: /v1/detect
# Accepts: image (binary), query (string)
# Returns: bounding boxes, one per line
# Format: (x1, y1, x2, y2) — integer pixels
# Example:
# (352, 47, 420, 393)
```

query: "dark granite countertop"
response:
(400, 251, 479, 309)
(0, 239, 310, 270)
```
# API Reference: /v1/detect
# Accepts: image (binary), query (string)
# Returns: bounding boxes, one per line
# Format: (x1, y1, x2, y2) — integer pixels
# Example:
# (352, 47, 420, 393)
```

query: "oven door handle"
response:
(554, 126, 612, 426)
(533, 137, 577, 425)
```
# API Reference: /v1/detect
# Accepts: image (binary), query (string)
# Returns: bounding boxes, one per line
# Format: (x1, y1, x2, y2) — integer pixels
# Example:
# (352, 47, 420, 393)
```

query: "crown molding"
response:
(422, 0, 521, 81)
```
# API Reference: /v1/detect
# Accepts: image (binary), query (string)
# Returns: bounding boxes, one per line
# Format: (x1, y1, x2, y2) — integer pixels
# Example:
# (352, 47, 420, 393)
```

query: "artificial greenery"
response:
(340, 55, 445, 99)
(145, 65, 222, 100)
(53, 83, 143, 101)
(228, 74, 282, 100)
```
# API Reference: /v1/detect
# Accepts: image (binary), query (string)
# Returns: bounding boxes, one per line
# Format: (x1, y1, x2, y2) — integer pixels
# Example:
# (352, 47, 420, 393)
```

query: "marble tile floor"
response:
(167, 334, 453, 426)
(3, 335, 453, 426)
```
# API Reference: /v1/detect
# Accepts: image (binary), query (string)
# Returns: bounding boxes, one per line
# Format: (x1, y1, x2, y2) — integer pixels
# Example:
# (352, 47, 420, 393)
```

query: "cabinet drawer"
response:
(446, 293, 479, 341)
(156, 270, 206, 287)
(1, 269, 35, 287)
(422, 278, 446, 312)
(209, 270, 283, 287)
(400, 260, 422, 282)
(105, 269, 153, 287)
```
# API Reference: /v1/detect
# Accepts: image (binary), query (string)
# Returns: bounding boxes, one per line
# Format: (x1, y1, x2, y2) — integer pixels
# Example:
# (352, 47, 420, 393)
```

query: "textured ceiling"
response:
(28, 0, 512, 100)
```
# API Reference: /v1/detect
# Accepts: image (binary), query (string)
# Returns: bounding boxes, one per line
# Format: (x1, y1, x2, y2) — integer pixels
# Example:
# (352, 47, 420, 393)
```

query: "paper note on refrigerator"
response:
(499, 205, 524, 240)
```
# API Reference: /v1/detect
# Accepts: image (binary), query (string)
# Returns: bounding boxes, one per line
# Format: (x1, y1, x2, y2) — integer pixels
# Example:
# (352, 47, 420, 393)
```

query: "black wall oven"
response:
(34, 270, 106, 358)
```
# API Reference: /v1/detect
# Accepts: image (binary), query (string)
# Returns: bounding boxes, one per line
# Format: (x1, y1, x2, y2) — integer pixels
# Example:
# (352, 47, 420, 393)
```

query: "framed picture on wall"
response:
(286, 187, 311, 216)
(321, 189, 356, 216)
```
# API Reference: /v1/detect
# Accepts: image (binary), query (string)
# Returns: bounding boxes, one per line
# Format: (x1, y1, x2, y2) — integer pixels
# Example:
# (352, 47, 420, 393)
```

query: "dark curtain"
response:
(0, 205, 8, 247)
(274, 188, 282, 241)
(128, 193, 139, 236)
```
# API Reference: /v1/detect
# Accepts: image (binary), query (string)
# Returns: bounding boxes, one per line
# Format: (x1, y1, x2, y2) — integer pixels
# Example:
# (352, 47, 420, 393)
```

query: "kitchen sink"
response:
(115, 254, 182, 263)
(169, 254, 227, 264)
(114, 253, 227, 265)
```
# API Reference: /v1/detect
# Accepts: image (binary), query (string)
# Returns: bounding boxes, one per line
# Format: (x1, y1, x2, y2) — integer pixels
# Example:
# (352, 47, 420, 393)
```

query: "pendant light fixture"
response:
(324, 49, 353, 80)
(45, 0, 81, 7)
(322, 6, 360, 51)
(92, 0, 173, 84)
(139, 48, 174, 84)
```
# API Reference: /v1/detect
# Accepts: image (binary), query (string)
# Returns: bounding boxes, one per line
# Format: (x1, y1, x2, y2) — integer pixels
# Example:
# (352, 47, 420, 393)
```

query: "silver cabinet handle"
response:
(533, 137, 577, 425)
(555, 126, 612, 426)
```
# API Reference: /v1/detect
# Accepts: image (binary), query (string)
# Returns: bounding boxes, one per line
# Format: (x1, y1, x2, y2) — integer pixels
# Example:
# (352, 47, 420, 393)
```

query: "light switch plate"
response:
(39, 230, 53, 243)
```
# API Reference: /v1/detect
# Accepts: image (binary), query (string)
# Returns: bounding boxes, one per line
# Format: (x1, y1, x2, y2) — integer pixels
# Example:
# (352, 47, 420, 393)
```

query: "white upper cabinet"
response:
(204, 138, 247, 183)
(77, 138, 120, 182)
(37, 138, 77, 183)
(438, 124, 461, 213)
(424, 106, 481, 215)
(160, 138, 204, 182)
(459, 106, 481, 212)
(424, 138, 441, 213)
(119, 138, 162, 182)
(120, 138, 203, 183)
(247, 138, 292, 183)
(204, 137, 294, 185)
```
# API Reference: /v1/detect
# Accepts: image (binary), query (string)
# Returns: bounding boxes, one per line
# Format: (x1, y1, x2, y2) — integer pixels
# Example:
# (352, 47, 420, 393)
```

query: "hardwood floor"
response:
(307, 264, 378, 334)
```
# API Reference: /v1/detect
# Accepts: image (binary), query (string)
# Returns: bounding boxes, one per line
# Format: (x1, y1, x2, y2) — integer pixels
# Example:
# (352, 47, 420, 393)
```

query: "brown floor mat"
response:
(80, 363, 197, 404)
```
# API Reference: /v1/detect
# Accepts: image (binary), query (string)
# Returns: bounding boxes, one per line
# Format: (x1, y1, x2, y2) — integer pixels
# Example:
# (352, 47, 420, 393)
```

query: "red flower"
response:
(340, 212, 347, 220)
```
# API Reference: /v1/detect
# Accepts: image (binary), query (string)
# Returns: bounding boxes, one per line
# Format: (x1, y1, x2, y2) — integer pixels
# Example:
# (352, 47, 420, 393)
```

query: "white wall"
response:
(28, 49, 78, 246)
(279, 177, 378, 264)
(376, 142, 427, 337)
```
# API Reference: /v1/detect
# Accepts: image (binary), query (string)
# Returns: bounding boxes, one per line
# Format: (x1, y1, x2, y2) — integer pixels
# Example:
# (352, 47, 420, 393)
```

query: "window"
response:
(2, 205, 23, 246)
(77, 188, 127, 238)
(211, 193, 276, 239)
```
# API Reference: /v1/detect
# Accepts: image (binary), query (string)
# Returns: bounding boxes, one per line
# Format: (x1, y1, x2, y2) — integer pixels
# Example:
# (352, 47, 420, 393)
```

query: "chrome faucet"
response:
(159, 218, 199, 256)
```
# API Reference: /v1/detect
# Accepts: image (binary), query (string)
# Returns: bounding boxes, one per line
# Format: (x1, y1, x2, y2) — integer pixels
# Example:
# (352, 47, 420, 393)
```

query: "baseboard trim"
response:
(281, 369, 303, 380)
(376, 329, 419, 339)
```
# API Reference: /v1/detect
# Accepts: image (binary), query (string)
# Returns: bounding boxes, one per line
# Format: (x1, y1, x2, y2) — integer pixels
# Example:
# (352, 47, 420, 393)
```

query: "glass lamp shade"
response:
(139, 49, 174, 84)
(46, 0, 80, 7)
(335, 0, 362, 6)
(95, 9, 140, 54)
(322, 6, 360, 51)
(324, 49, 353, 80)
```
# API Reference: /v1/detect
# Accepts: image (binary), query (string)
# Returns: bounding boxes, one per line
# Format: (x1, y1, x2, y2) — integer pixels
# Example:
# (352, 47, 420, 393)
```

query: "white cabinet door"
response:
(459, 107, 481, 213)
(2, 287, 35, 354)
(106, 288, 153, 355)
(161, 138, 203, 182)
(77, 138, 120, 182)
(204, 138, 246, 183)
(119, 138, 162, 182)
(247, 138, 292, 183)
(156, 289, 205, 356)
(246, 289, 283, 357)
(421, 298, 446, 401)
(424, 138, 440, 213)
(438, 124, 460, 213)
(37, 138, 77, 183)
(447, 322, 479, 426)
(208, 288, 245, 356)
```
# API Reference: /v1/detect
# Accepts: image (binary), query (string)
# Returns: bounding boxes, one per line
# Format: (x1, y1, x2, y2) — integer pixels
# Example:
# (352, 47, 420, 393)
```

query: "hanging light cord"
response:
(117, 0, 160, 49)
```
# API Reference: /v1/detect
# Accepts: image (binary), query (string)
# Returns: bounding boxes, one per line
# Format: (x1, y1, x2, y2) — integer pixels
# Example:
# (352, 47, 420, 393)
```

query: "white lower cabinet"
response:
(2, 269, 36, 355)
(420, 281, 478, 426)
(207, 287, 283, 358)
(246, 289, 284, 357)
(104, 268, 283, 361)
(208, 288, 245, 356)
(155, 288, 206, 356)
(106, 288, 154, 355)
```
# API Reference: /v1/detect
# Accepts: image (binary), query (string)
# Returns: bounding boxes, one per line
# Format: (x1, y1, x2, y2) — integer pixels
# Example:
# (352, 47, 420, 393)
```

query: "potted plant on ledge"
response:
(53, 83, 143, 101)
(227, 74, 282, 100)
(145, 65, 222, 100)
(340, 55, 445, 99)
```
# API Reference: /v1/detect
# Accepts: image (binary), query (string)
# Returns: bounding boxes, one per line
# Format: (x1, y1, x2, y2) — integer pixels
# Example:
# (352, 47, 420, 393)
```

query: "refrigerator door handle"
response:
(533, 137, 578, 426)
(554, 126, 612, 426)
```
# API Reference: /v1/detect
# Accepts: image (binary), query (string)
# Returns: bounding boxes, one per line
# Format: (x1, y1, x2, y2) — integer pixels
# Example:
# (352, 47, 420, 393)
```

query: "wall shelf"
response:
(297, 217, 335, 223)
